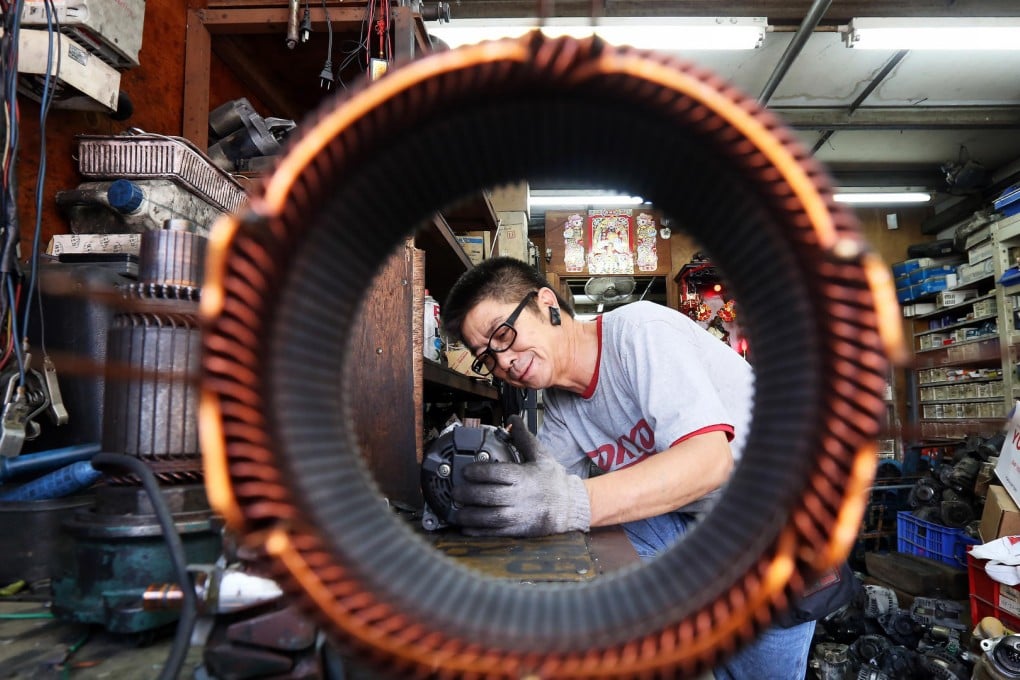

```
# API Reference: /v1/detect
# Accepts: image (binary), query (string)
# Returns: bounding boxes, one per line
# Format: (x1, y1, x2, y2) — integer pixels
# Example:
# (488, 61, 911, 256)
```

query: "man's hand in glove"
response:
(452, 415, 591, 537)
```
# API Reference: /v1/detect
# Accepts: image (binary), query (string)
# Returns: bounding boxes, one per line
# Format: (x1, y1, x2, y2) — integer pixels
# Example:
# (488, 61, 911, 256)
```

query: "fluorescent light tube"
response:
(529, 193, 646, 208)
(430, 17, 768, 51)
(833, 192, 932, 205)
(844, 17, 1020, 50)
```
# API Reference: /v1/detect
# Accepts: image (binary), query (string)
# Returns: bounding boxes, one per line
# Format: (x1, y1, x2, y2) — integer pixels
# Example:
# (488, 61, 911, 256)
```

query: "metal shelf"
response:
(915, 334, 1000, 354)
(914, 312, 998, 337)
(423, 361, 499, 401)
(919, 376, 1003, 387)
(913, 291, 996, 320)
(919, 397, 1003, 405)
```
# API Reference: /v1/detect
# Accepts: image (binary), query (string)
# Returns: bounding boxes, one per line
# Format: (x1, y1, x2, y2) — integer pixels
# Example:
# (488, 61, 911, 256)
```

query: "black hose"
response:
(91, 453, 196, 680)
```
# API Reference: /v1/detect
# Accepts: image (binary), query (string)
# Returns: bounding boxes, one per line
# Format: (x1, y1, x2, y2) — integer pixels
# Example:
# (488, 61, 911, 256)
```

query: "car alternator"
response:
(420, 424, 522, 531)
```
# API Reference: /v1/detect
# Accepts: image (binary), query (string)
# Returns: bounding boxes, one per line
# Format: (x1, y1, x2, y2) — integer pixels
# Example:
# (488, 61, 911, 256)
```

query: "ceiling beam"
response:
(444, 1, 1020, 22)
(775, 106, 1020, 131)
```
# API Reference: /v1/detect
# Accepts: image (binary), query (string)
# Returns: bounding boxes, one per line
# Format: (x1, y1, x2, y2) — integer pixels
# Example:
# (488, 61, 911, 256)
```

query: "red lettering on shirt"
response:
(586, 419, 657, 472)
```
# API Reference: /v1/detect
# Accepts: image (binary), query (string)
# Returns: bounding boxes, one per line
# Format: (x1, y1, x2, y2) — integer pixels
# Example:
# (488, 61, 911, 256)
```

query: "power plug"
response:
(300, 8, 312, 42)
(319, 61, 334, 89)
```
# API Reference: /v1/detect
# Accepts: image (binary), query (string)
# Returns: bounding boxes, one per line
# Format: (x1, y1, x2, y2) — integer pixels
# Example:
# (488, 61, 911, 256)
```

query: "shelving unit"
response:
(416, 212, 500, 404)
(993, 213, 1020, 409)
(182, 2, 503, 510)
(903, 213, 1020, 443)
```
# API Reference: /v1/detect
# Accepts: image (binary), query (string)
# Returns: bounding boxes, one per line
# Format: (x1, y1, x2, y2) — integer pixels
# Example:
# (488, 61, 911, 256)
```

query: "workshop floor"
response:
(0, 600, 204, 678)
(0, 599, 719, 679)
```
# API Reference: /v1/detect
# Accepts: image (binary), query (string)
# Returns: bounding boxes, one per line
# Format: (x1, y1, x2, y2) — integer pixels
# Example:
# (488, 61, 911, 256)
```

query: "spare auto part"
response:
(420, 423, 522, 531)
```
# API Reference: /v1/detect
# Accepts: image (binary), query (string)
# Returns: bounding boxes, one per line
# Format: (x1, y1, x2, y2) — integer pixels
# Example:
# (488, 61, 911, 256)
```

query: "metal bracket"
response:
(43, 355, 69, 425)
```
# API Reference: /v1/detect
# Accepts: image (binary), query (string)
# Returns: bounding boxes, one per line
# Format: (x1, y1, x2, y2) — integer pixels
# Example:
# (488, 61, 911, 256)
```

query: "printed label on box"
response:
(1000, 583, 1020, 619)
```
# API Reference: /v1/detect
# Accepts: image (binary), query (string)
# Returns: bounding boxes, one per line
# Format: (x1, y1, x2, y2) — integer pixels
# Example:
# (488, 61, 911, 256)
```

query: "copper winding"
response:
(200, 32, 899, 679)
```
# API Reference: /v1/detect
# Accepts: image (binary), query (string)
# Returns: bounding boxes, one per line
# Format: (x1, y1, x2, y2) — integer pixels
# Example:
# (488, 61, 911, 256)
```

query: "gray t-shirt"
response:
(538, 301, 755, 514)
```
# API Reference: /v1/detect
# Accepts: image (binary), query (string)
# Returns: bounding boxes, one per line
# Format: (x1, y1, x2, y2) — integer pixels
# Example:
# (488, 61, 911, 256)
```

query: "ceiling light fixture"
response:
(529, 192, 647, 208)
(843, 17, 1020, 50)
(833, 192, 932, 205)
(429, 17, 768, 51)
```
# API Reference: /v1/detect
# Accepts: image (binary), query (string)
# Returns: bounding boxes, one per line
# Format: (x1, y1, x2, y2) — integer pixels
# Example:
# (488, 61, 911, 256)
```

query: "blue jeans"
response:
(623, 513, 816, 680)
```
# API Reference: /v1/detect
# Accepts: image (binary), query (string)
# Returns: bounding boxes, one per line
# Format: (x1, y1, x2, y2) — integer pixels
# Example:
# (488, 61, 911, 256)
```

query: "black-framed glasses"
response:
(471, 291, 538, 376)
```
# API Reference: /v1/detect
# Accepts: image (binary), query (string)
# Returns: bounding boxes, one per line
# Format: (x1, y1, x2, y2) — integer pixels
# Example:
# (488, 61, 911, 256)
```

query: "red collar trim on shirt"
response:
(581, 316, 603, 399)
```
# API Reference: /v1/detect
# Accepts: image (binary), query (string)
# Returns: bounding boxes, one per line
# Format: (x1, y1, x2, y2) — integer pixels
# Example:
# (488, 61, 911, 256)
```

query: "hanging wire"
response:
(21, 0, 61, 357)
(1, 0, 27, 387)
(5, 277, 24, 386)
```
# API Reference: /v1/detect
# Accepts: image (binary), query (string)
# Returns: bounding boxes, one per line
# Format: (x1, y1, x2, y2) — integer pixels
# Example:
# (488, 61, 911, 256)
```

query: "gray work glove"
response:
(451, 415, 591, 537)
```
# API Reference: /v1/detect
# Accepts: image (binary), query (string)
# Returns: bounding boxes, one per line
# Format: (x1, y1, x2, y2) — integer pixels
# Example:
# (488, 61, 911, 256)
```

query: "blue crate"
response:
(892, 259, 922, 278)
(897, 511, 978, 568)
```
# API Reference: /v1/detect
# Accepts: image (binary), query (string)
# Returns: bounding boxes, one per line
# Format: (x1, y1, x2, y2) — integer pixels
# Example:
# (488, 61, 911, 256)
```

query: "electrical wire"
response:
(5, 276, 23, 387)
(21, 0, 60, 356)
(318, 0, 334, 87)
(1, 1, 27, 394)
(91, 452, 197, 680)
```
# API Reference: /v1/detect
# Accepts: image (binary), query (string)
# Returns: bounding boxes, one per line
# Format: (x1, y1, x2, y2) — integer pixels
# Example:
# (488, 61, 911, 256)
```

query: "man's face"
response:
(461, 293, 552, 389)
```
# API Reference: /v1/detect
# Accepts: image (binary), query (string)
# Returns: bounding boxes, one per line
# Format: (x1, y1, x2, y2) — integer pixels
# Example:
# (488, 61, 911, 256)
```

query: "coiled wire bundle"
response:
(200, 32, 903, 679)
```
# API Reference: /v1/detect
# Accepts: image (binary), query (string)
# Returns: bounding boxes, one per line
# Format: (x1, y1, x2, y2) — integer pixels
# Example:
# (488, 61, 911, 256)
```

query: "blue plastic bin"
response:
(896, 511, 978, 568)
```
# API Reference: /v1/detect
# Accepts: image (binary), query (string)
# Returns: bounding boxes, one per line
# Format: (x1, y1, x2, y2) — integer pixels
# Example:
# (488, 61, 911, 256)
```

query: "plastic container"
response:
(896, 510, 978, 567)
(423, 290, 442, 362)
(968, 551, 1020, 631)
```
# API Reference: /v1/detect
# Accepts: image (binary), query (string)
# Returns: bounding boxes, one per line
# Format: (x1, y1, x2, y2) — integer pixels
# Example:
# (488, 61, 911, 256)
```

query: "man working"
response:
(441, 256, 814, 680)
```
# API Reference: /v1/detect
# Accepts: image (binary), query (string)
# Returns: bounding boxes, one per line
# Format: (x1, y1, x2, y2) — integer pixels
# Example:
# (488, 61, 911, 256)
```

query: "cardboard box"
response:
(980, 485, 1020, 542)
(47, 233, 142, 255)
(903, 302, 937, 317)
(455, 231, 490, 266)
(937, 289, 977, 308)
(996, 405, 1020, 509)
(494, 211, 530, 263)
(444, 345, 491, 383)
(445, 345, 474, 376)
(488, 182, 529, 219)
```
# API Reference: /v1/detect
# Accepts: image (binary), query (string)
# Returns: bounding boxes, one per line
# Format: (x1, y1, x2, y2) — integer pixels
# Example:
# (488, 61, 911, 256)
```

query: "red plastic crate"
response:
(896, 511, 978, 567)
(968, 552, 1020, 632)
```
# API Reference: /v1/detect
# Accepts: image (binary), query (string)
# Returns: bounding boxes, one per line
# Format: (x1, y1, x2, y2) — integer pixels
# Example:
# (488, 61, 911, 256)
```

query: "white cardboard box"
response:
(494, 211, 529, 263)
(995, 402, 1020, 508)
(47, 233, 142, 255)
(937, 289, 978, 308)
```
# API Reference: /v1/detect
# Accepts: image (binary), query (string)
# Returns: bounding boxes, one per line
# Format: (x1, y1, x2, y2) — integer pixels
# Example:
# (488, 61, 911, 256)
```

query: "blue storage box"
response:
(897, 287, 915, 303)
(897, 511, 978, 568)
(913, 277, 951, 297)
(994, 183, 1020, 216)
(892, 259, 922, 278)
(909, 265, 957, 285)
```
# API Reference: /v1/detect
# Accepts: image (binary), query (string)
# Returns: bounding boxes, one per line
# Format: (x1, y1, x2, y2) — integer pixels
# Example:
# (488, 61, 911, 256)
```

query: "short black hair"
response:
(442, 257, 574, 343)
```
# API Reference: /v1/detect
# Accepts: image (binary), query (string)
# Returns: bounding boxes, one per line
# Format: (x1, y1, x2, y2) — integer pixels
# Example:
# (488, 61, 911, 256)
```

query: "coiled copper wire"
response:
(200, 32, 903, 679)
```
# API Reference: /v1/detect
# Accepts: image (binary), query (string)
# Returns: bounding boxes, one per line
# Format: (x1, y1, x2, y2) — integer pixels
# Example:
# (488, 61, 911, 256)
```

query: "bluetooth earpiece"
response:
(549, 307, 561, 326)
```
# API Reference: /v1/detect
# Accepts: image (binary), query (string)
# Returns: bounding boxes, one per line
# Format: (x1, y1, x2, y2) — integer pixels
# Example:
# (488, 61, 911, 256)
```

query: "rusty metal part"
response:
(75, 133, 248, 214)
(105, 455, 205, 485)
(139, 225, 208, 290)
(103, 313, 202, 463)
(200, 32, 900, 679)
(202, 603, 322, 680)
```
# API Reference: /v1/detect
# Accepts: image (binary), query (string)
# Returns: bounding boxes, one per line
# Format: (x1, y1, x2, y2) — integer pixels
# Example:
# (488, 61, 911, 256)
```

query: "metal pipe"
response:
(286, 0, 300, 48)
(0, 442, 101, 482)
(812, 49, 909, 154)
(759, 0, 834, 106)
